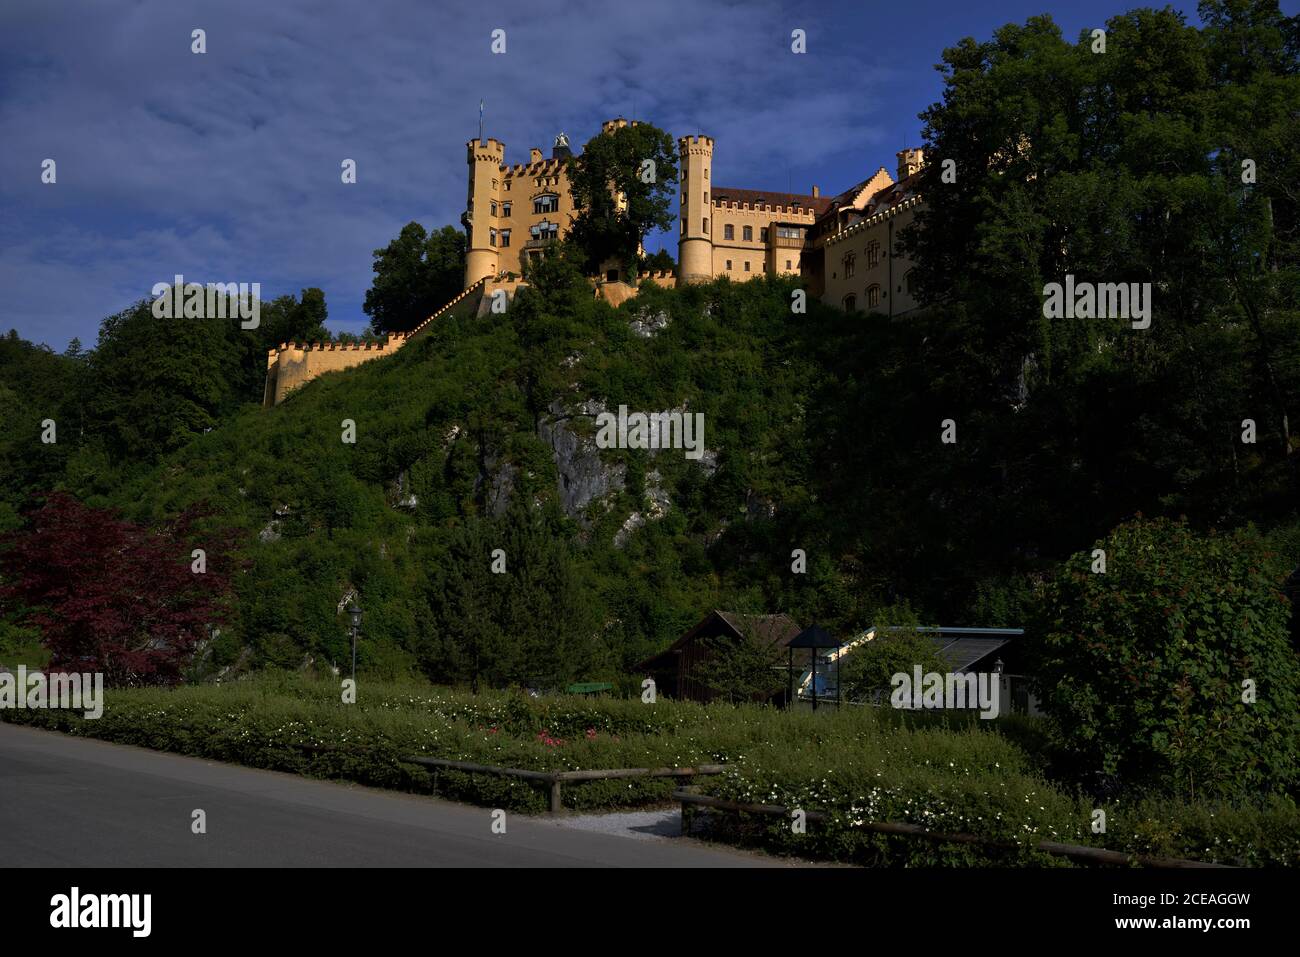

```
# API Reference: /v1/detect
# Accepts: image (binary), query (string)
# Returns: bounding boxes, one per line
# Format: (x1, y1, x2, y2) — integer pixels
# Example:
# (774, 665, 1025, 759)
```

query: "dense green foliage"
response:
(1029, 516, 1300, 800)
(3, 674, 1294, 864)
(363, 223, 466, 334)
(839, 606, 950, 702)
(895, 0, 1300, 599)
(566, 122, 679, 277)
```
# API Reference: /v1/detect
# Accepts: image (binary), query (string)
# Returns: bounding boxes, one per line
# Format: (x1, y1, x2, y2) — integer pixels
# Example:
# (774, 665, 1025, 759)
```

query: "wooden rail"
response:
(673, 790, 1231, 869)
(399, 755, 724, 812)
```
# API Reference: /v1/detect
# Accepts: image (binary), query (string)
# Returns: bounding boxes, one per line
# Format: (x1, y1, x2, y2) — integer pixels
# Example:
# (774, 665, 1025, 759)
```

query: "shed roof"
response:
(637, 610, 803, 671)
(929, 636, 1011, 672)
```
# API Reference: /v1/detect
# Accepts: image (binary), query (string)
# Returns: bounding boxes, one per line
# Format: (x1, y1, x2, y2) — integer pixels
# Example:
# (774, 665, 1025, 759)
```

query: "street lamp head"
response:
(346, 602, 363, 630)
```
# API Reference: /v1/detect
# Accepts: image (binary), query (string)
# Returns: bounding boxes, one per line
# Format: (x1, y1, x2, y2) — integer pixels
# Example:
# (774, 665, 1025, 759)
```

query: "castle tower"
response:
(463, 137, 505, 287)
(677, 134, 714, 283)
(896, 147, 925, 180)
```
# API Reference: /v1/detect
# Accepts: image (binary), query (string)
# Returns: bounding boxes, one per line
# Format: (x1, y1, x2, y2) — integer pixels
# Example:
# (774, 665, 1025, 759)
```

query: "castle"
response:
(264, 118, 925, 405)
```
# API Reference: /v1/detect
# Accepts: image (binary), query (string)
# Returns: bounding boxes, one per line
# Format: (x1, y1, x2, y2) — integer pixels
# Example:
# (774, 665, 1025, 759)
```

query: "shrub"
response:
(1027, 516, 1300, 801)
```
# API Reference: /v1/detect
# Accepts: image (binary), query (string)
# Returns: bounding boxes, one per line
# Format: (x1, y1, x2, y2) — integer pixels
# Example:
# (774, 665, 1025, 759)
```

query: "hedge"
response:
(3, 674, 1295, 865)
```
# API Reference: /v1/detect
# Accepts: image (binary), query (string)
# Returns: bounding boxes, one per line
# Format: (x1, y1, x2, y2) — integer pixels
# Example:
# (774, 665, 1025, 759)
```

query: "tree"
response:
(888, 1, 1300, 604)
(565, 122, 678, 278)
(363, 223, 466, 334)
(83, 300, 242, 463)
(639, 248, 676, 275)
(694, 623, 785, 704)
(838, 605, 949, 703)
(1027, 516, 1300, 799)
(0, 494, 239, 686)
(424, 497, 602, 690)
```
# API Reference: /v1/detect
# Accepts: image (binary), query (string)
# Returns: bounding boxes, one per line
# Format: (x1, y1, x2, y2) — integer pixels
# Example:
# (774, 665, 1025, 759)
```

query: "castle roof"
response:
(711, 186, 832, 216)
(816, 167, 923, 240)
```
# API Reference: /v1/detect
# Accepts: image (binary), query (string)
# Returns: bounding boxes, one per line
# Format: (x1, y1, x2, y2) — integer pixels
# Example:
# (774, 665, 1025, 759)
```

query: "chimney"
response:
(811, 185, 820, 198)
(529, 147, 543, 164)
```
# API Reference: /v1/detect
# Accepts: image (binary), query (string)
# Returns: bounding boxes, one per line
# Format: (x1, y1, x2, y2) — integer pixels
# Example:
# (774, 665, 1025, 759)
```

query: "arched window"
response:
(867, 284, 881, 308)
(842, 252, 856, 279)
(843, 294, 857, 312)
(533, 193, 559, 215)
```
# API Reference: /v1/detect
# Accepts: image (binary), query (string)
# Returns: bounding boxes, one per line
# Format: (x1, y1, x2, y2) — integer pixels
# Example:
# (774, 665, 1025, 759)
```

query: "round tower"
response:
(463, 137, 505, 287)
(677, 134, 714, 284)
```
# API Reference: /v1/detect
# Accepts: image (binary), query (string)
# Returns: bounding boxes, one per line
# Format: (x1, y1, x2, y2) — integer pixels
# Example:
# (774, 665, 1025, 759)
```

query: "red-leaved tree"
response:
(0, 493, 238, 685)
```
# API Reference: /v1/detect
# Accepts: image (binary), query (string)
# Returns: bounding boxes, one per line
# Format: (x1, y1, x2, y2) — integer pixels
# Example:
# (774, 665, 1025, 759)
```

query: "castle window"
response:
(500, 229, 511, 248)
(786, 259, 792, 269)
(761, 227, 769, 242)
(703, 217, 709, 234)
(843, 294, 857, 312)
(530, 220, 559, 241)
(491, 201, 498, 216)
(743, 225, 753, 242)
(533, 193, 559, 215)
(704, 192, 708, 204)
(724, 224, 734, 240)
(867, 241, 881, 268)
(867, 284, 881, 308)
(489, 228, 497, 247)
(744, 261, 751, 272)
(843, 252, 856, 279)
(502, 201, 512, 217)
(726, 260, 732, 270)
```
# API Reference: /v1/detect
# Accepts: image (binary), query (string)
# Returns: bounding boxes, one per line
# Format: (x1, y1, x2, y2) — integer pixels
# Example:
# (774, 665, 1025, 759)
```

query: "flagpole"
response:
(478, 100, 484, 143)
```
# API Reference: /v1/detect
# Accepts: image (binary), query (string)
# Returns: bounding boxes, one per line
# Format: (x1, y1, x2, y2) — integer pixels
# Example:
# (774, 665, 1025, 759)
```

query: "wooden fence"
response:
(400, 756, 725, 812)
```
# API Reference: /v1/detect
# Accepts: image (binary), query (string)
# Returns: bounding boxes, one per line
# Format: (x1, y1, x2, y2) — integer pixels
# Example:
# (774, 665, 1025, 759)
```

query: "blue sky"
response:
(2, 0, 1294, 348)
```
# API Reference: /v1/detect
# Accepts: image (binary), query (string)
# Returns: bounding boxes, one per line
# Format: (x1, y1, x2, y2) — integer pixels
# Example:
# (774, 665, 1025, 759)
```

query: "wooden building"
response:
(638, 610, 803, 703)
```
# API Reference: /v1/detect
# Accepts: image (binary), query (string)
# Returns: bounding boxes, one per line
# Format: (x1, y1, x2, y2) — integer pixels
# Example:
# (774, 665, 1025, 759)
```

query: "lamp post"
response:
(346, 602, 363, 685)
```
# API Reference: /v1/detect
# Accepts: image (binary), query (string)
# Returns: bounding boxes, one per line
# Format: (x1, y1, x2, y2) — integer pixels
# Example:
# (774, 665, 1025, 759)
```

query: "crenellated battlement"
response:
(468, 138, 506, 164)
(678, 134, 715, 152)
(504, 157, 566, 176)
(269, 333, 408, 358)
(602, 117, 646, 134)
(712, 199, 819, 217)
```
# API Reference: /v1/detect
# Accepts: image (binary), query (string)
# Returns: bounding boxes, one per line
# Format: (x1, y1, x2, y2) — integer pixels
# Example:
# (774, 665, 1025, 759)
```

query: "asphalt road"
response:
(0, 723, 783, 867)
